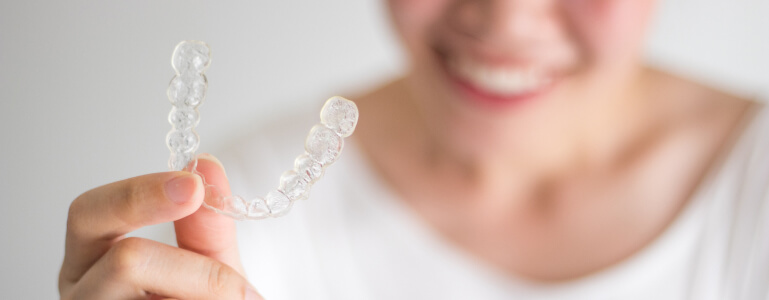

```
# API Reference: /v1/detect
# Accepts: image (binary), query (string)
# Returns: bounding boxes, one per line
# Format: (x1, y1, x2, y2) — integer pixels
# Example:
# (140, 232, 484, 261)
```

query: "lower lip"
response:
(440, 60, 554, 109)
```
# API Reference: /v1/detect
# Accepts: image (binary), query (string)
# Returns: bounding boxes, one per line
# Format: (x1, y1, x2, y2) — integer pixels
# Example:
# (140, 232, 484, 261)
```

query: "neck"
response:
(356, 65, 653, 201)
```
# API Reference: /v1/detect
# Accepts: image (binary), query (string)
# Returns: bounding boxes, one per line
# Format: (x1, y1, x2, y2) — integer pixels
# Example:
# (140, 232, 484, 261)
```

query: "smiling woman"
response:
(227, 0, 769, 298)
(54, 0, 769, 299)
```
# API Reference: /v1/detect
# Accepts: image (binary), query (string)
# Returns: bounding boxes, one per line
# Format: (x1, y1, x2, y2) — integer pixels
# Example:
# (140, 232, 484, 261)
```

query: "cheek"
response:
(387, 0, 442, 26)
(562, 0, 656, 63)
(387, 0, 446, 54)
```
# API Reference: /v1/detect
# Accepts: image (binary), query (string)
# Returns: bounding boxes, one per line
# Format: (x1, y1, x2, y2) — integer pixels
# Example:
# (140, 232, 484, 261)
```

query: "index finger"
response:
(60, 171, 204, 290)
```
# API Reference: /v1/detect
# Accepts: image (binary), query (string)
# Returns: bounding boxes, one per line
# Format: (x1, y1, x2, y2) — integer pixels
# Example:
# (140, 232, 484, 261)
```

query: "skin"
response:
(59, 155, 263, 299)
(60, 0, 756, 297)
(352, 0, 756, 281)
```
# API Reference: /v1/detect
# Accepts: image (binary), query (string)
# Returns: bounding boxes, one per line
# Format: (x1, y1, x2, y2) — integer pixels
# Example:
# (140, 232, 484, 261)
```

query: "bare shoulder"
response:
(644, 67, 759, 131)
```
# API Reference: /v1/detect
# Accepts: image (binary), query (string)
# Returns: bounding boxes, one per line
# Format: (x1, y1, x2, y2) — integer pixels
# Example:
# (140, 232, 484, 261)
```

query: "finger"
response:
(65, 237, 262, 300)
(60, 171, 205, 290)
(175, 153, 243, 273)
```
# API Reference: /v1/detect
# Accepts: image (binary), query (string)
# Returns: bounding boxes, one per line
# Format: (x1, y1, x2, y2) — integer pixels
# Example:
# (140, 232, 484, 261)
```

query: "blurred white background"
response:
(0, 0, 767, 298)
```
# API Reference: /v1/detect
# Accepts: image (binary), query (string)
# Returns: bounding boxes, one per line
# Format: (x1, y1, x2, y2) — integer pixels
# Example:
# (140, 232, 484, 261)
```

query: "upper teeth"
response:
(449, 57, 550, 95)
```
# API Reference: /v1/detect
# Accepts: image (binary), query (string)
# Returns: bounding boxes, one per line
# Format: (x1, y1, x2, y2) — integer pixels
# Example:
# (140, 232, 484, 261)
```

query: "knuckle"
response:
(66, 177, 151, 236)
(113, 179, 151, 226)
(66, 193, 92, 238)
(206, 261, 234, 295)
(105, 237, 151, 279)
(66, 197, 83, 231)
(121, 181, 146, 215)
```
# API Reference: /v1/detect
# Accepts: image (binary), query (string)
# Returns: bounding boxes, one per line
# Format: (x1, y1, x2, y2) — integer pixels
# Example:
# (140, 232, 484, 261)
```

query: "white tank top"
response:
(220, 104, 769, 300)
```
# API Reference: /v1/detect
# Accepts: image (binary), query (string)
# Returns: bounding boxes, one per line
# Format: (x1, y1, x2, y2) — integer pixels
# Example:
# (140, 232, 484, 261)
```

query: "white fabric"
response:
(219, 105, 769, 300)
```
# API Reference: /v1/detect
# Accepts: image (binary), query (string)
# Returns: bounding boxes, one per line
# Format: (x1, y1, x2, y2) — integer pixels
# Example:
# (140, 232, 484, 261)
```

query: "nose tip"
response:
(448, 0, 546, 44)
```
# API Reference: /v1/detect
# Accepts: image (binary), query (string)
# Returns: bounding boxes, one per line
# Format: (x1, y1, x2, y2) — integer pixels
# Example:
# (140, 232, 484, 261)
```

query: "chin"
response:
(400, 35, 583, 161)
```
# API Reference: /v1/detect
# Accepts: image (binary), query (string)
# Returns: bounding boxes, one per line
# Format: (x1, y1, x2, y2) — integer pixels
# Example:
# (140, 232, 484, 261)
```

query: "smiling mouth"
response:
(438, 50, 558, 107)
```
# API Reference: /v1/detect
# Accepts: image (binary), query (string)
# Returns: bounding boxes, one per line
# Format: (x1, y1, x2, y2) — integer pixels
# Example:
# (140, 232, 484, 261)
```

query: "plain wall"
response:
(1, 0, 767, 298)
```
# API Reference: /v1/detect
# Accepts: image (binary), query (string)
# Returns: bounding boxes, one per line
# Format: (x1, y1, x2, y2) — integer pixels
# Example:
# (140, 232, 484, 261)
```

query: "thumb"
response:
(174, 153, 244, 274)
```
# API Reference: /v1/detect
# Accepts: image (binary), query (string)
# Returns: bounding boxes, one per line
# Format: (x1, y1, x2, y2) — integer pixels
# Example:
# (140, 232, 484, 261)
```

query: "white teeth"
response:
(449, 56, 549, 96)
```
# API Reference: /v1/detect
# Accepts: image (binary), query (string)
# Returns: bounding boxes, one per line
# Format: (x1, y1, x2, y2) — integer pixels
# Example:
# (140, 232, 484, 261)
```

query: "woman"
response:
(59, 0, 769, 299)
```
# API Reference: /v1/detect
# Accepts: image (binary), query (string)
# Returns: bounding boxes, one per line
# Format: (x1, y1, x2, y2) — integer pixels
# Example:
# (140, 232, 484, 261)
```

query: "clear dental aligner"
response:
(166, 40, 359, 220)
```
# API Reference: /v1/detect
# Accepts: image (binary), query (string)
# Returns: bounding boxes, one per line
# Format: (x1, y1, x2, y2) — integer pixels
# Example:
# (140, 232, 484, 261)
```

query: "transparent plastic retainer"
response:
(166, 40, 358, 220)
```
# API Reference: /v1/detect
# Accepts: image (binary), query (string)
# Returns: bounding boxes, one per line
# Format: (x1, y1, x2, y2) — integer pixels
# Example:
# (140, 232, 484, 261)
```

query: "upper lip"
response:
(435, 44, 561, 76)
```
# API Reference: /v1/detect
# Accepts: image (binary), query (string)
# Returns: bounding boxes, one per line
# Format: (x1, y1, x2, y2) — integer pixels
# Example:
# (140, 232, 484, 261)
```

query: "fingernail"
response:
(197, 153, 225, 171)
(245, 286, 261, 300)
(164, 174, 201, 204)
